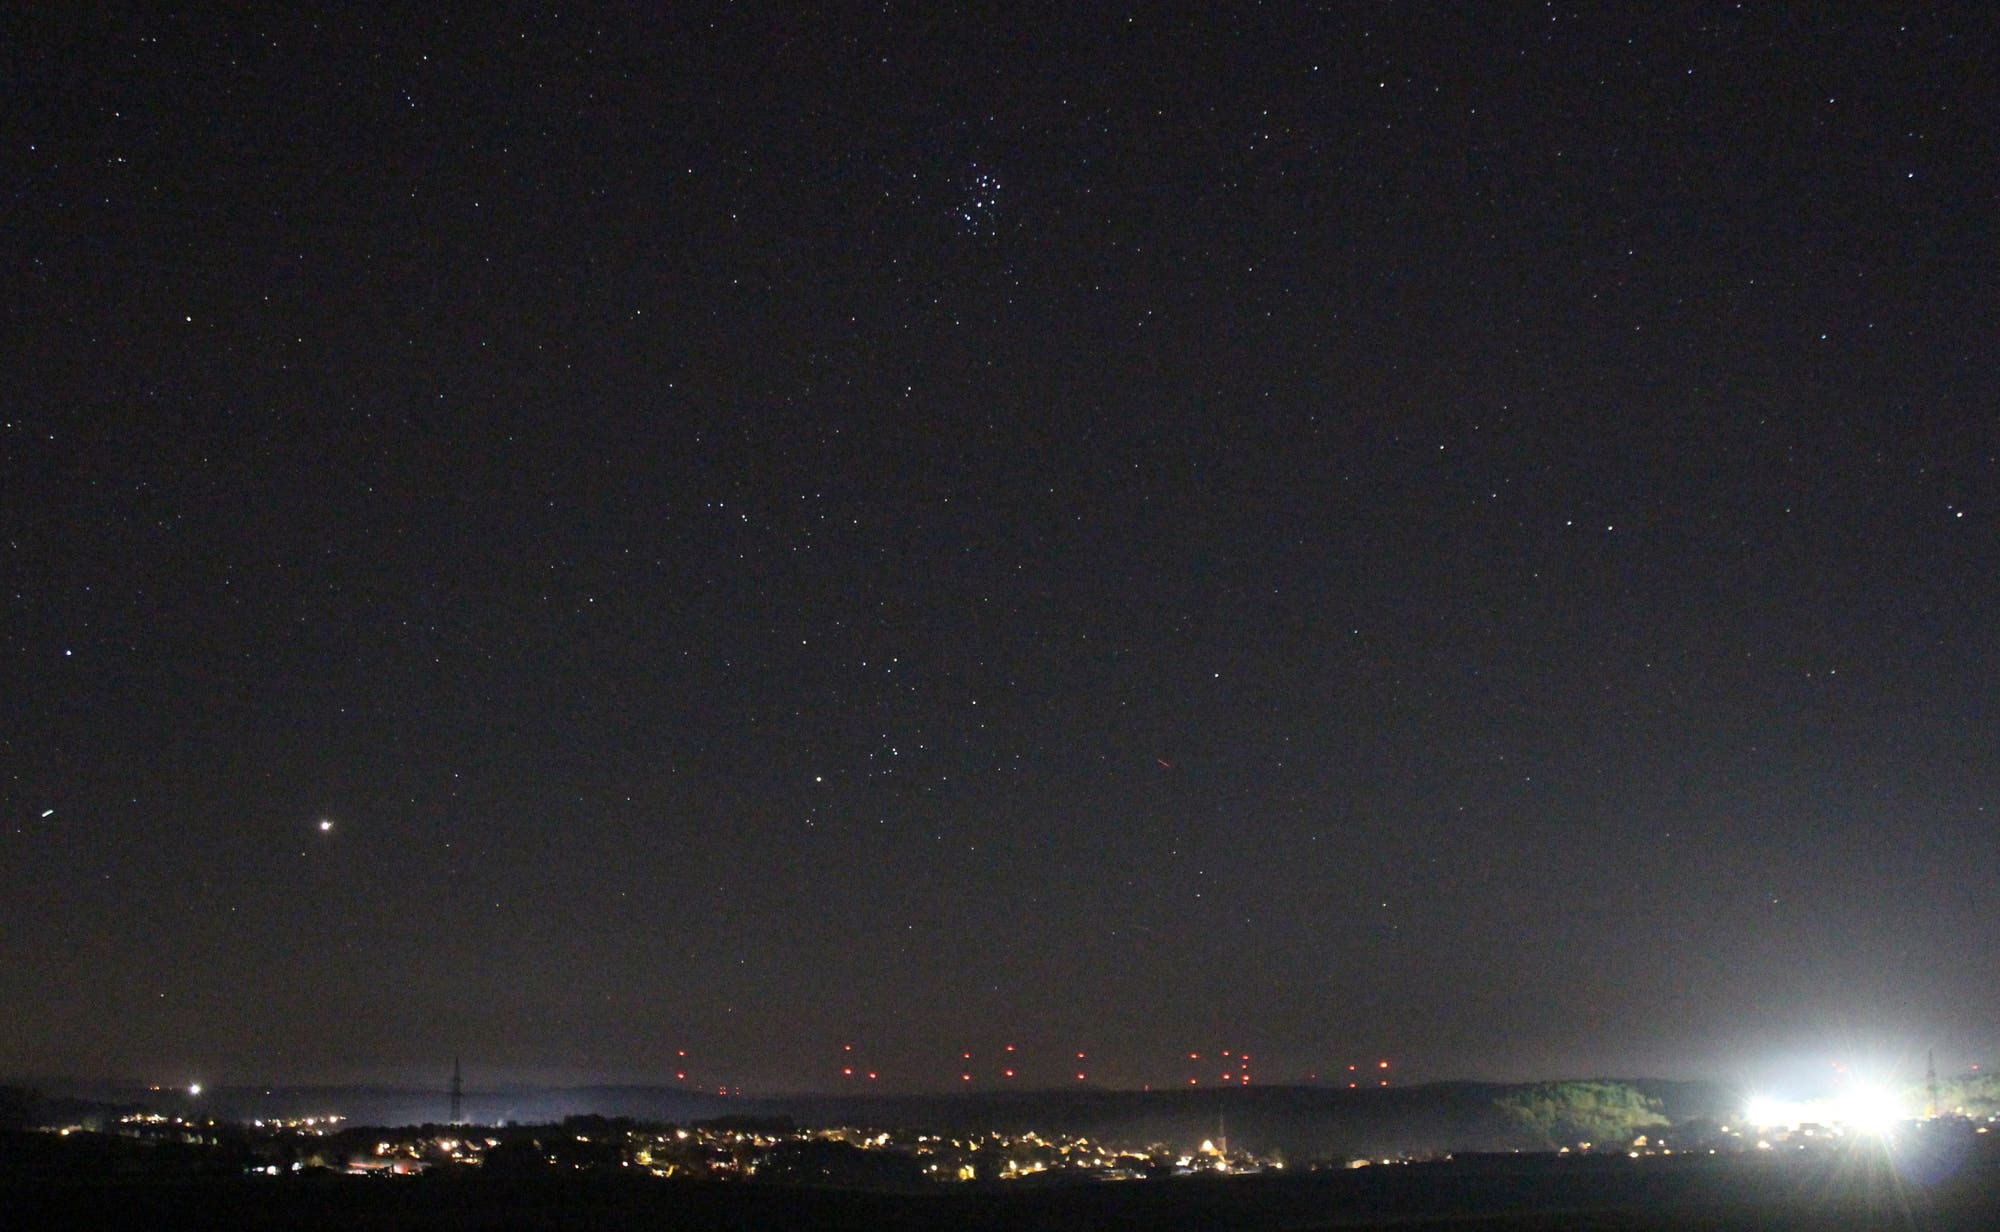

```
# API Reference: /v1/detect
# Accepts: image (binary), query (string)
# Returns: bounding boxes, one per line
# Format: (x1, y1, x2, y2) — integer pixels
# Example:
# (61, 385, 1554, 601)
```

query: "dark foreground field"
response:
(8, 1142, 2000, 1231)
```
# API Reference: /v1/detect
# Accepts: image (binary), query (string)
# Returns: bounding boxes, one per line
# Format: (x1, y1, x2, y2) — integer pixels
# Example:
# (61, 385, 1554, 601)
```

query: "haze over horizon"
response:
(25, 1046, 1954, 1106)
(8, 6, 1995, 1096)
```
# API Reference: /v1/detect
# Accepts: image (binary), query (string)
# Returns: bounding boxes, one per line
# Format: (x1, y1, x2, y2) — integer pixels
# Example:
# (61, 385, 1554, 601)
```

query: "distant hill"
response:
(33, 1078, 1729, 1160)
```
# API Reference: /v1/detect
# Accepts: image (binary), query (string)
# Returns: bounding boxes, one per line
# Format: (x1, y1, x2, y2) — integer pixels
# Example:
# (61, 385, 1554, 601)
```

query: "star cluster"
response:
(3, 5, 1996, 1092)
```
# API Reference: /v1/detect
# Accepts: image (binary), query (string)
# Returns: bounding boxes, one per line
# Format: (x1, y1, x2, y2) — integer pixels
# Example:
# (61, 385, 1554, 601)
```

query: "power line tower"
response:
(449, 1057, 464, 1125)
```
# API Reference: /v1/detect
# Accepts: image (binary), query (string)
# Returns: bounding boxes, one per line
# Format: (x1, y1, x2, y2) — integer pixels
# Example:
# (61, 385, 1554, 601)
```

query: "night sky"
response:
(7, 5, 1997, 1095)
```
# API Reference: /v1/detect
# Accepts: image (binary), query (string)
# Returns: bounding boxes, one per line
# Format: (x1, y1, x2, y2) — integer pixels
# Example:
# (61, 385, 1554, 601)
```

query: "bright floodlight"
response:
(1834, 1084, 1902, 1135)
(188, 1083, 202, 1096)
(1743, 1095, 1789, 1128)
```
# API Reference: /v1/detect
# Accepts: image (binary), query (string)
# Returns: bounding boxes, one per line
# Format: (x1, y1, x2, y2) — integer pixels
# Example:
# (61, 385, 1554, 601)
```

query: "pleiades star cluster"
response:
(5, 5, 1995, 1093)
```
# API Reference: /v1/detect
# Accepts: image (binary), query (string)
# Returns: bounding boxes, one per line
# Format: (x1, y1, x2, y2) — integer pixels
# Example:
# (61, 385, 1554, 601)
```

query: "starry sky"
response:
(6, 5, 1997, 1095)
